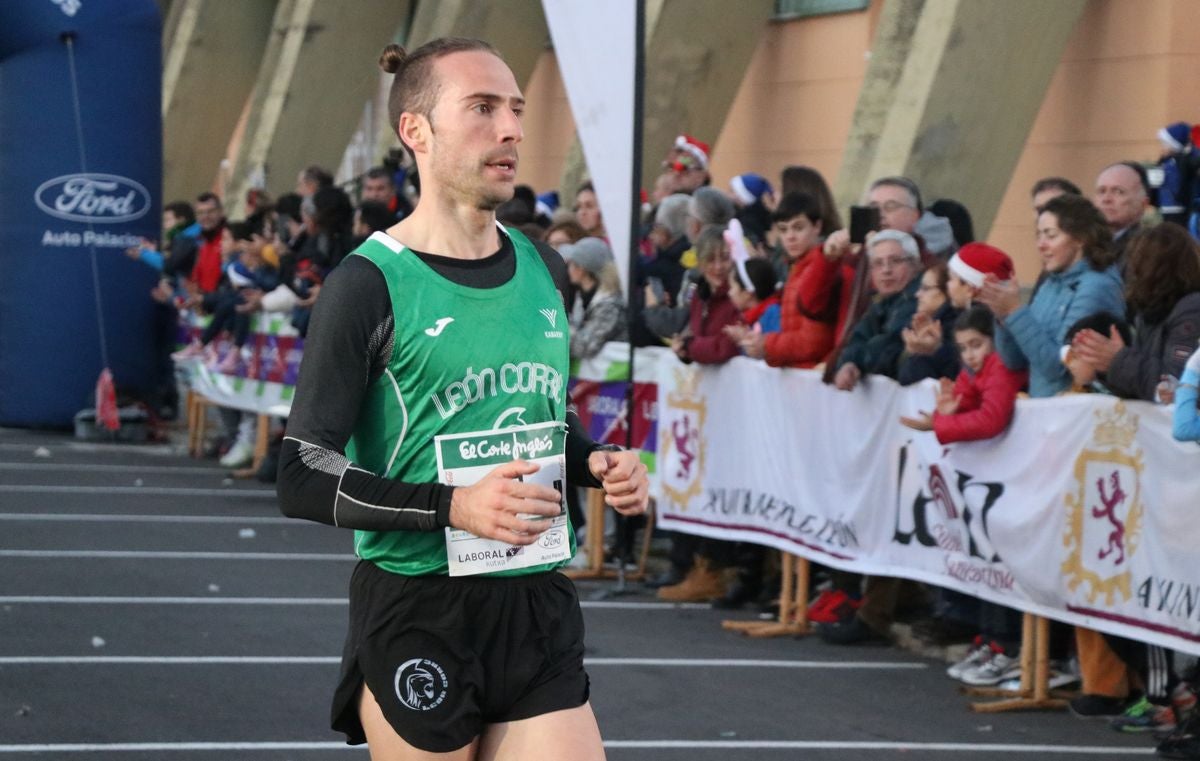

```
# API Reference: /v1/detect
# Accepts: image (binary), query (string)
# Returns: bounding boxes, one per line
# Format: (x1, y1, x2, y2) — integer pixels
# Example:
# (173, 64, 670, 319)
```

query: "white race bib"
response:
(434, 421, 571, 576)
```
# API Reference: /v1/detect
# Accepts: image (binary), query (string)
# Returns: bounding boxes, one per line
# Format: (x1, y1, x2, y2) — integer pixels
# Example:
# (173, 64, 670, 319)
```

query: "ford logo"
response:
(34, 173, 151, 224)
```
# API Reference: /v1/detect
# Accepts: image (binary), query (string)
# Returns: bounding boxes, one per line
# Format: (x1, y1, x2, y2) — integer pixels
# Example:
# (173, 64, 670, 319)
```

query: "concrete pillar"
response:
(557, 0, 775, 197)
(161, 0, 275, 203)
(226, 0, 412, 216)
(832, 0, 925, 213)
(837, 0, 1086, 237)
(406, 0, 547, 86)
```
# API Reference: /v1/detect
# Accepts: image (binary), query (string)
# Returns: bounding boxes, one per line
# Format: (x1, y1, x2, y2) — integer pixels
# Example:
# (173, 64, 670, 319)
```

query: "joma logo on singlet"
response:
(431, 363, 564, 420)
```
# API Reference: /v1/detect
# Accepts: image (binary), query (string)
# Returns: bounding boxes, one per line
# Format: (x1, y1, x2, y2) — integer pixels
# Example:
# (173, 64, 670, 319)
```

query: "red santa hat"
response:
(674, 134, 709, 170)
(948, 242, 1014, 288)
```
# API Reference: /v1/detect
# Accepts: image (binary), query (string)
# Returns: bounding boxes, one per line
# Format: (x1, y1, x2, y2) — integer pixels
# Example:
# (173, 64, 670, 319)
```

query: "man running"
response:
(276, 37, 648, 761)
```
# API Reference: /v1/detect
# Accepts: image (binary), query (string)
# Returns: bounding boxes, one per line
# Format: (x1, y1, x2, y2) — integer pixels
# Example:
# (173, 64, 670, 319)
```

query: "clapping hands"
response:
(900, 378, 960, 431)
(902, 312, 942, 356)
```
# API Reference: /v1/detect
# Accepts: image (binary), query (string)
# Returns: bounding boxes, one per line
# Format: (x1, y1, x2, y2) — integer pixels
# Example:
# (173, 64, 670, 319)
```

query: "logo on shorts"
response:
(393, 658, 449, 711)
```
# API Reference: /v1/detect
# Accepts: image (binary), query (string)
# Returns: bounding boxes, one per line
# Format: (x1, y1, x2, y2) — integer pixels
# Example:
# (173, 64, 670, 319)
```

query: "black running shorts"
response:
(331, 560, 589, 753)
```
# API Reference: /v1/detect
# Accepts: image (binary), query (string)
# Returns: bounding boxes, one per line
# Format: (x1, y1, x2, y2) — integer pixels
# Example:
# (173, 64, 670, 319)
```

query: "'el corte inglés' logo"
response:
(1062, 401, 1145, 607)
(35, 173, 151, 224)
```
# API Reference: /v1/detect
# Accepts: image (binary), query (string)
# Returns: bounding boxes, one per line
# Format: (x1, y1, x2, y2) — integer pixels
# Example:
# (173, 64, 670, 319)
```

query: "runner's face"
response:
(426, 51, 524, 210)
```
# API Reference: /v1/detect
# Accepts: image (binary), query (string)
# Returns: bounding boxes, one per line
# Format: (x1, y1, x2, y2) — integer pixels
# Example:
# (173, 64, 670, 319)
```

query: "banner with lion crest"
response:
(656, 355, 1200, 656)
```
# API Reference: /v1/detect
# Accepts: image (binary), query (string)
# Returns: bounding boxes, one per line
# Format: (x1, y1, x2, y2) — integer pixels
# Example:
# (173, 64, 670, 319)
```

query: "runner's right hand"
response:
(448, 460, 562, 545)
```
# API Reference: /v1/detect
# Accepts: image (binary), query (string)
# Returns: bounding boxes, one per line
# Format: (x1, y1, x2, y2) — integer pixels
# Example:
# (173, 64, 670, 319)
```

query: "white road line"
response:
(0, 596, 348, 605)
(0, 550, 353, 561)
(587, 658, 926, 669)
(0, 741, 1154, 754)
(0, 442, 177, 455)
(0, 513, 292, 525)
(0, 486, 275, 498)
(0, 656, 924, 669)
(0, 462, 221, 475)
(0, 596, 708, 610)
(603, 741, 1153, 754)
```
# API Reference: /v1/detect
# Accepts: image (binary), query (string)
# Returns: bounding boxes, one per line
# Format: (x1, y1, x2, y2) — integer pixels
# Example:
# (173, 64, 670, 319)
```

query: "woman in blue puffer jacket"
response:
(977, 194, 1124, 398)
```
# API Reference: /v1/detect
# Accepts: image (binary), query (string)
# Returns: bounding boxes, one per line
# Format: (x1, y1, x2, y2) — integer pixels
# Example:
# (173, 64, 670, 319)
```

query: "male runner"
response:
(276, 38, 648, 761)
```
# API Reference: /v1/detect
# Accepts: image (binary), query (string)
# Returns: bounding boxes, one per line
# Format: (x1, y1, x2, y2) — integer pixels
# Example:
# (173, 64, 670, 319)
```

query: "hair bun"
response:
(379, 44, 407, 74)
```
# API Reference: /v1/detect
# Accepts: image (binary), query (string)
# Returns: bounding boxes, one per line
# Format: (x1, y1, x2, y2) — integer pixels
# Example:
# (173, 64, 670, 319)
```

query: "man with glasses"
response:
(868, 176, 957, 259)
(831, 229, 923, 393)
(822, 229, 925, 647)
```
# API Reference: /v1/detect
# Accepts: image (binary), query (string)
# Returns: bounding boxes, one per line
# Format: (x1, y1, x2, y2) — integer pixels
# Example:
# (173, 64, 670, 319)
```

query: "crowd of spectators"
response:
(130, 119, 1200, 757)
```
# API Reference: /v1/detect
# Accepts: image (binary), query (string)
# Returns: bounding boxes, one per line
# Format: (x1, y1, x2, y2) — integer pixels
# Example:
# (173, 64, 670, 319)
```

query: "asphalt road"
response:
(0, 427, 1156, 760)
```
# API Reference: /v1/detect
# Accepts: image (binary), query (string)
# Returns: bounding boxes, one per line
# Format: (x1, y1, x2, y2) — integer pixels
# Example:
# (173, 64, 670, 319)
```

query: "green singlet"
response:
(344, 226, 574, 576)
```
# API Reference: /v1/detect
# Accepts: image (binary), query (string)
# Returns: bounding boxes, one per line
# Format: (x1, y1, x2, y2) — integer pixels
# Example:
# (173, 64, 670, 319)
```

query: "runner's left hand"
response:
(588, 450, 649, 516)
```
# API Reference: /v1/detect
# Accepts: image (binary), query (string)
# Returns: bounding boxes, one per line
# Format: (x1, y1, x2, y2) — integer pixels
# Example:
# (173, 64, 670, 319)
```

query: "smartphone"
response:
(849, 205, 881, 244)
(646, 277, 666, 302)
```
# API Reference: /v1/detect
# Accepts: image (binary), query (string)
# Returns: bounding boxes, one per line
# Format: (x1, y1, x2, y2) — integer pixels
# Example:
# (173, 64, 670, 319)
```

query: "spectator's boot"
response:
(657, 557, 726, 602)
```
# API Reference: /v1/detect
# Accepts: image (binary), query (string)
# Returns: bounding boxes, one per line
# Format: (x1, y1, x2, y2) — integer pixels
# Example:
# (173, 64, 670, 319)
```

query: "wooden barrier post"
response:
(722, 553, 811, 638)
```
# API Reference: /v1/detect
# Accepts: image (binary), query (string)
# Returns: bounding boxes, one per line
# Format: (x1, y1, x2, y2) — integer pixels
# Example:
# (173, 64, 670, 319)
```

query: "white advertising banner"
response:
(542, 0, 637, 291)
(656, 355, 1200, 656)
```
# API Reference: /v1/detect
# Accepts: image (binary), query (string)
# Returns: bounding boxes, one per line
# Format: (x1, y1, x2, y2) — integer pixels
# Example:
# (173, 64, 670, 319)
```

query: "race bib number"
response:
(435, 421, 570, 576)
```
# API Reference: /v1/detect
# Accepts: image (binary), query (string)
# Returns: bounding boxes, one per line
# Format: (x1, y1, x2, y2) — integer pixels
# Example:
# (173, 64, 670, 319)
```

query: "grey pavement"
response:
(0, 427, 1156, 760)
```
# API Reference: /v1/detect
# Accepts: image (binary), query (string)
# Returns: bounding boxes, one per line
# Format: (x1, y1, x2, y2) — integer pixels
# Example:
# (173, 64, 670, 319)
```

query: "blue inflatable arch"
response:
(0, 0, 162, 426)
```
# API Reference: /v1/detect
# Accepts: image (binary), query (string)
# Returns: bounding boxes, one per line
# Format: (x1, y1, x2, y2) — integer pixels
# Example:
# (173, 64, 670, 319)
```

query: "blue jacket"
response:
(1176, 368, 1200, 442)
(996, 259, 1124, 397)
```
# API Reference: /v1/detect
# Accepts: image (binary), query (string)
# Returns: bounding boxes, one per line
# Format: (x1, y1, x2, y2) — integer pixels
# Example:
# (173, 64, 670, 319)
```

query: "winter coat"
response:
(1174, 367, 1200, 441)
(898, 303, 962, 385)
(932, 352, 1028, 444)
(1103, 292, 1200, 401)
(641, 235, 690, 307)
(683, 281, 742, 365)
(569, 288, 628, 360)
(795, 246, 858, 352)
(763, 248, 837, 368)
(995, 259, 1124, 397)
(742, 294, 781, 334)
(836, 276, 921, 378)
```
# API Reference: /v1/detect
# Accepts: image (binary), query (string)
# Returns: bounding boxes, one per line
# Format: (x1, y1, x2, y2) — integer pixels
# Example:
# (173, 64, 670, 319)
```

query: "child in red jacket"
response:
(901, 305, 1028, 445)
(900, 304, 1030, 686)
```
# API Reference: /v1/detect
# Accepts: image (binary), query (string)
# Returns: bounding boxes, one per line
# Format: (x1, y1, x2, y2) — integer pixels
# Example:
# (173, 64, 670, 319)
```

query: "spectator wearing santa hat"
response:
(658, 134, 711, 195)
(898, 242, 1018, 386)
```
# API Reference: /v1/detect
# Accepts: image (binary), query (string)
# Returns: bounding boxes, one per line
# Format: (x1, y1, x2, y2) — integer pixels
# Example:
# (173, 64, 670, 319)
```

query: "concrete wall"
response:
(516, 0, 1200, 281)
(990, 0, 1200, 280)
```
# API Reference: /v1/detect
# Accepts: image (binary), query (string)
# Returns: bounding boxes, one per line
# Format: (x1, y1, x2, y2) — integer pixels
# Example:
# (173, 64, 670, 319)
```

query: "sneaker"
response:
(1047, 668, 1081, 690)
(219, 438, 255, 469)
(1109, 696, 1177, 734)
(1173, 682, 1198, 725)
(1069, 693, 1131, 719)
(960, 651, 1021, 686)
(947, 636, 990, 681)
(216, 349, 241, 374)
(1157, 713, 1200, 759)
(808, 589, 861, 624)
(171, 340, 204, 362)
